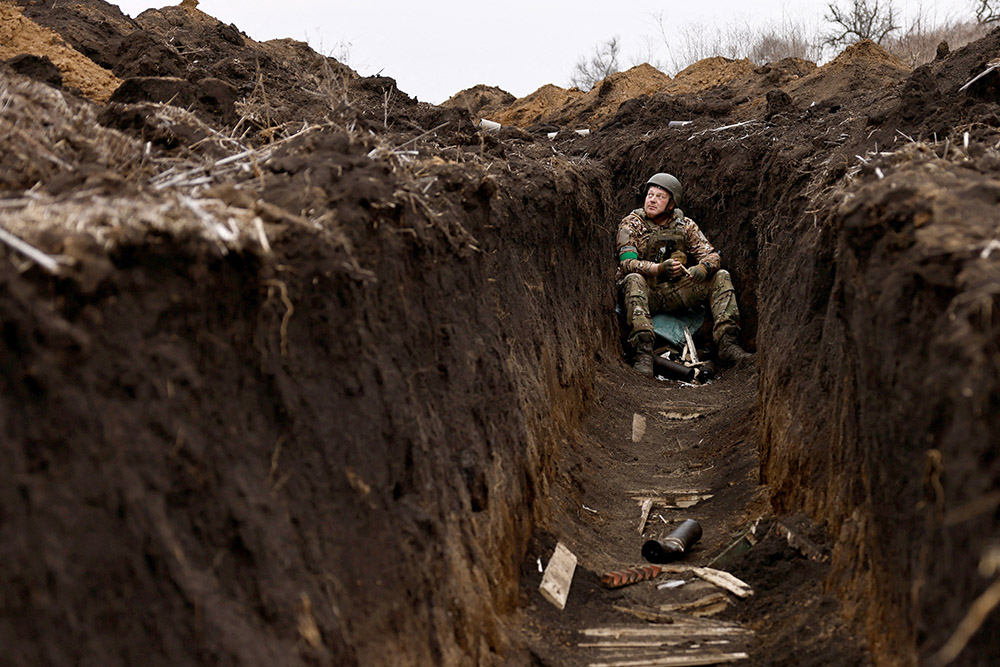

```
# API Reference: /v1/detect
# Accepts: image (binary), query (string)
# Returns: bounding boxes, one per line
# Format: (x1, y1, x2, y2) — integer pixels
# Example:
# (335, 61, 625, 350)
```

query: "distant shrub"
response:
(654, 14, 822, 73)
(569, 37, 621, 91)
(884, 18, 992, 67)
(748, 25, 823, 64)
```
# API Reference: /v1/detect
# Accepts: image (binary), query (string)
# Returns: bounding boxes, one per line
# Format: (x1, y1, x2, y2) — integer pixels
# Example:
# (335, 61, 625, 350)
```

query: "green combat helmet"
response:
(644, 173, 683, 207)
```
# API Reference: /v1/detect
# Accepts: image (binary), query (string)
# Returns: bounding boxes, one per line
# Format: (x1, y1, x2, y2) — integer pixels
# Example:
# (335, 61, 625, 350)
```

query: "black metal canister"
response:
(653, 356, 696, 382)
(642, 519, 703, 563)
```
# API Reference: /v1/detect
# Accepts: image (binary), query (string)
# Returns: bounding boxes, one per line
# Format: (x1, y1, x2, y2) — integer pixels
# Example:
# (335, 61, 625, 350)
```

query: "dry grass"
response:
(883, 20, 993, 67)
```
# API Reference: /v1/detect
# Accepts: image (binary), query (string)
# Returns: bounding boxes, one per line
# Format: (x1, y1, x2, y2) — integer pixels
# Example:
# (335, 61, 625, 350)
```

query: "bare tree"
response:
(569, 37, 621, 90)
(823, 0, 901, 48)
(974, 0, 1000, 23)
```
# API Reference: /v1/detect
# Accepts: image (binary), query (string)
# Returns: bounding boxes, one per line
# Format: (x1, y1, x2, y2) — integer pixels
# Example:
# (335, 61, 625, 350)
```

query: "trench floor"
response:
(513, 361, 870, 667)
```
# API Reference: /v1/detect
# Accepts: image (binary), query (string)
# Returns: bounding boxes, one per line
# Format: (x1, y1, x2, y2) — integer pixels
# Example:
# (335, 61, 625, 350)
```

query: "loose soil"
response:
(2, 2, 999, 666)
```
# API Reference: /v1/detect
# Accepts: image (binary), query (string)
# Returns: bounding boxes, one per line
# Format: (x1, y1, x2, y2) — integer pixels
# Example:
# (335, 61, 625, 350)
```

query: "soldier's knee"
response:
(711, 269, 734, 290)
(623, 272, 647, 288)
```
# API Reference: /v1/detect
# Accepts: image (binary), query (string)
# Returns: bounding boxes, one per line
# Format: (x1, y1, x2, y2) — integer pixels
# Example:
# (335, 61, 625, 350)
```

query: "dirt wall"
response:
(0, 65, 617, 665)
(755, 37, 1000, 667)
(583, 34, 1000, 663)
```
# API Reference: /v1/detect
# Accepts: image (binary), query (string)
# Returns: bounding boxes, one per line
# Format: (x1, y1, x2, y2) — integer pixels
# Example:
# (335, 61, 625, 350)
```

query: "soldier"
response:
(617, 173, 754, 377)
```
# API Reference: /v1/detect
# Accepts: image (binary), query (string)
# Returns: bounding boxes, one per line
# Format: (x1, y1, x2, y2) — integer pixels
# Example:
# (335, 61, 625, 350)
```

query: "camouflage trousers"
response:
(620, 270, 741, 346)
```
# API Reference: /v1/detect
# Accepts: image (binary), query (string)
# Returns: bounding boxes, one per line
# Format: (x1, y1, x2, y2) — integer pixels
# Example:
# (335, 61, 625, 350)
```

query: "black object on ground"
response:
(642, 519, 703, 563)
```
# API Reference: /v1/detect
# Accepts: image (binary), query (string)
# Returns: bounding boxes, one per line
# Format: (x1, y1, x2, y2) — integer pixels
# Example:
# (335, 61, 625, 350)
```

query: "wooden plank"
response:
(587, 652, 749, 666)
(613, 605, 676, 624)
(539, 542, 577, 610)
(659, 410, 706, 421)
(579, 641, 699, 648)
(658, 592, 730, 614)
(627, 488, 710, 497)
(691, 567, 753, 599)
(638, 498, 653, 534)
(582, 624, 748, 638)
(628, 494, 714, 508)
(632, 413, 647, 442)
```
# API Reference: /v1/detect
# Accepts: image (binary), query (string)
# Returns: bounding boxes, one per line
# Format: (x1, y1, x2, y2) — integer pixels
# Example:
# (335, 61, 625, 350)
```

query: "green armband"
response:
(619, 245, 638, 261)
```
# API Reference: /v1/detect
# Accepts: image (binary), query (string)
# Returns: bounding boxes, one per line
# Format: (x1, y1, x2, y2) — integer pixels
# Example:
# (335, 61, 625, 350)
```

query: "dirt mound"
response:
(442, 84, 516, 119)
(15, 0, 372, 139)
(665, 56, 756, 94)
(486, 83, 583, 128)
(866, 26, 1000, 145)
(0, 1, 120, 101)
(483, 64, 670, 130)
(785, 39, 911, 108)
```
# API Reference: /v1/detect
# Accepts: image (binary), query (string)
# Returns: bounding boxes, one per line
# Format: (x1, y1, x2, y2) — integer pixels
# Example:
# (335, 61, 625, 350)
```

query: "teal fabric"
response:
(652, 308, 705, 349)
(616, 303, 706, 349)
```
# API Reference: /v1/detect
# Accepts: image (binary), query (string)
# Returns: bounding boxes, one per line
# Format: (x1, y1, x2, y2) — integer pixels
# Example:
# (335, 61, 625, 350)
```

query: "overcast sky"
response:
(113, 1, 978, 104)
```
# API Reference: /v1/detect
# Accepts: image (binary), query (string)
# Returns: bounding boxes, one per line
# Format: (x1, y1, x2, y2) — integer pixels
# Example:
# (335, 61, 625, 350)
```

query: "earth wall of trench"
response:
(757, 146, 1000, 666)
(587, 52, 1000, 661)
(0, 71, 618, 664)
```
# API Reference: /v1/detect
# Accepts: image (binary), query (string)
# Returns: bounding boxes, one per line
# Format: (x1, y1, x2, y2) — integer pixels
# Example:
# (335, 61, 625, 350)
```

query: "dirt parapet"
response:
(784, 39, 911, 110)
(442, 84, 516, 119)
(665, 56, 755, 95)
(482, 64, 673, 131)
(0, 1, 121, 101)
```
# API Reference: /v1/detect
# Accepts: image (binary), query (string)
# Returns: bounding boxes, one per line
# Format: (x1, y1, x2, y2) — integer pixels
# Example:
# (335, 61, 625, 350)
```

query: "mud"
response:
(2, 1, 999, 665)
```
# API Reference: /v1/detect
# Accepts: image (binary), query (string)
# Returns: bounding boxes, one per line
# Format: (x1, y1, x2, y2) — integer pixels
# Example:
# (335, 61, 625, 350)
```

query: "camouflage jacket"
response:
(615, 208, 721, 281)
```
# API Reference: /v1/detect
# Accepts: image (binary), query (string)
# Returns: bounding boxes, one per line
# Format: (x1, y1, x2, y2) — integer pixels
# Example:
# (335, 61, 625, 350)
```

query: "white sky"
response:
(113, 1, 977, 104)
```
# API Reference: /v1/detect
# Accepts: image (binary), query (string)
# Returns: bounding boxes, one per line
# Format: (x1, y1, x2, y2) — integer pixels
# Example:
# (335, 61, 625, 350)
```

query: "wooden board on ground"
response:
(691, 567, 753, 598)
(612, 605, 678, 624)
(628, 493, 714, 508)
(586, 652, 748, 666)
(658, 592, 731, 617)
(628, 489, 710, 497)
(581, 623, 749, 638)
(580, 621, 752, 666)
(659, 410, 712, 421)
(632, 413, 647, 442)
(539, 542, 577, 609)
(638, 498, 654, 534)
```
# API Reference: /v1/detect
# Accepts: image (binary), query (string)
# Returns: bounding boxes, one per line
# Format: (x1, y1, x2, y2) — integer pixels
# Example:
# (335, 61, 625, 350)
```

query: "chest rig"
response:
(642, 210, 687, 263)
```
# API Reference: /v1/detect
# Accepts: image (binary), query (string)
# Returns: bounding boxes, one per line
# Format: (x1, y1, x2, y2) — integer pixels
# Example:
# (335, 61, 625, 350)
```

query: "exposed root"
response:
(263, 278, 294, 357)
(929, 577, 1000, 666)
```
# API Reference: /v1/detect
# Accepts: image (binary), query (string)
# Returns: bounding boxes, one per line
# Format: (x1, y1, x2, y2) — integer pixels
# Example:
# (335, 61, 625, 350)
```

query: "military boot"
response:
(717, 331, 755, 366)
(633, 332, 655, 377)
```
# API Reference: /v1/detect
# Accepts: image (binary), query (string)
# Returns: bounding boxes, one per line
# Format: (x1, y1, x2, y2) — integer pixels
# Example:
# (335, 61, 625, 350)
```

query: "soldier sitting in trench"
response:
(616, 172, 754, 376)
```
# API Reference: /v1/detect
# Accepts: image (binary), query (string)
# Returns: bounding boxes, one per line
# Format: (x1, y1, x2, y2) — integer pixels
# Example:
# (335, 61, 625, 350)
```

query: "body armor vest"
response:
(643, 212, 687, 263)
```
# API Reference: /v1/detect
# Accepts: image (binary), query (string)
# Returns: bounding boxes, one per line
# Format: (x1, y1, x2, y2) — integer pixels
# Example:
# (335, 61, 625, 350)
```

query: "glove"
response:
(669, 250, 687, 265)
(688, 263, 709, 282)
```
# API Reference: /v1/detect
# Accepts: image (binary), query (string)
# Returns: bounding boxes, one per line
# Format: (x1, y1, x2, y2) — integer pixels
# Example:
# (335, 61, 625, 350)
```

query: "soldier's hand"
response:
(688, 264, 708, 282)
(668, 260, 688, 278)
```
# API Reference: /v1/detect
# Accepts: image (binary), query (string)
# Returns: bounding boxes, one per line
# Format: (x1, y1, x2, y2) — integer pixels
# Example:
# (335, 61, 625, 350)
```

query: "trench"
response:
(4, 5, 1000, 665)
(4, 94, 998, 667)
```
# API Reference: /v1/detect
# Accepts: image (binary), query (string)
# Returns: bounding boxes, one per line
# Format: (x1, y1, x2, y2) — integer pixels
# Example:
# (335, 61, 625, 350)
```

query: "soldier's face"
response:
(644, 186, 672, 219)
